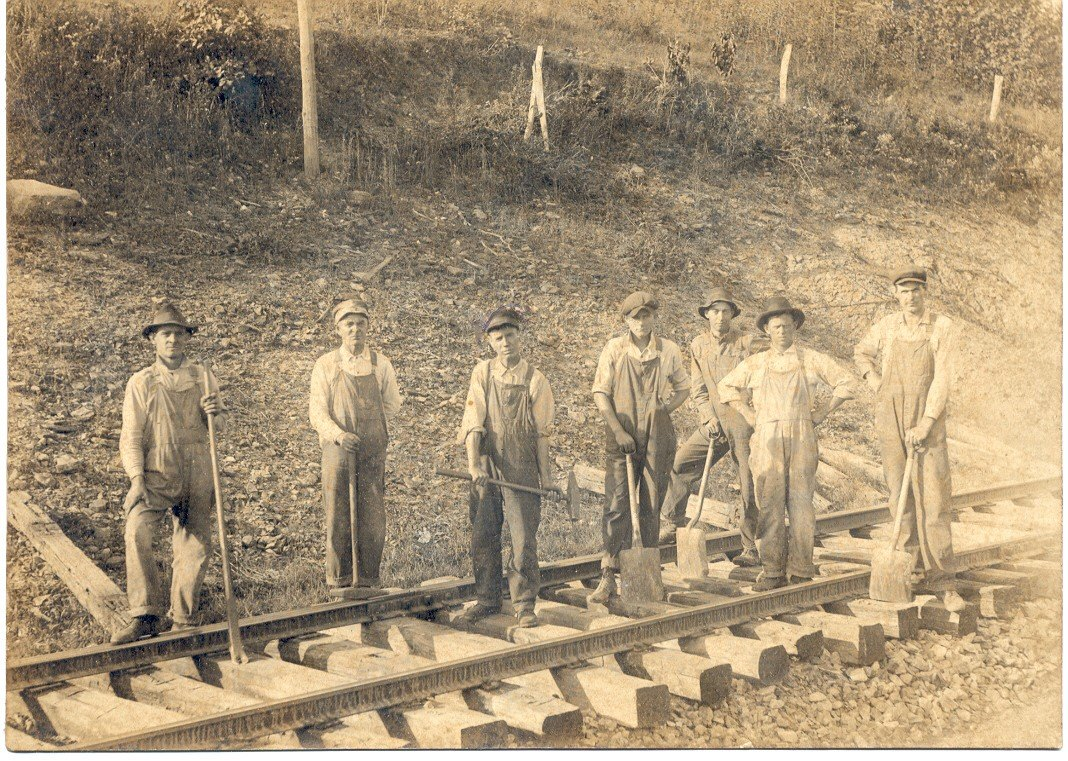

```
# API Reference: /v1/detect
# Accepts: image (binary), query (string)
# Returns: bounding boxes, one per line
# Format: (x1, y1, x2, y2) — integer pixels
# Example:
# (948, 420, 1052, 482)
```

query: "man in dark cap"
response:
(112, 302, 225, 644)
(309, 297, 403, 595)
(854, 267, 966, 612)
(457, 307, 558, 627)
(589, 291, 690, 602)
(657, 287, 766, 569)
(719, 296, 855, 590)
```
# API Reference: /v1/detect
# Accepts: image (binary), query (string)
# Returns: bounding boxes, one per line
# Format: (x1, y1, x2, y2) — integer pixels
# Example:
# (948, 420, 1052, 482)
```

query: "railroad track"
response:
(7, 474, 1061, 750)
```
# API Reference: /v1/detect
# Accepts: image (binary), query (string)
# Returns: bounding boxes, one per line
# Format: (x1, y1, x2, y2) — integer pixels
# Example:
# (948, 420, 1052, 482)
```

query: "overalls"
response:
(660, 336, 757, 551)
(469, 364, 542, 612)
(749, 350, 819, 581)
(875, 325, 956, 591)
(124, 364, 214, 625)
(322, 350, 389, 587)
(602, 338, 677, 569)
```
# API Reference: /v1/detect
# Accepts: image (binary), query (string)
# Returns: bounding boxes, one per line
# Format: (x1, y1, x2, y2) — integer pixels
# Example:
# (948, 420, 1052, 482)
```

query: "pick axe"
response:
(436, 467, 581, 521)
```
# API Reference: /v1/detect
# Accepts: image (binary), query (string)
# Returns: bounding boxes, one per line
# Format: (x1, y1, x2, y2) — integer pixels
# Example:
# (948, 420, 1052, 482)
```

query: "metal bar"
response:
(8, 476, 1059, 691)
(71, 530, 1057, 750)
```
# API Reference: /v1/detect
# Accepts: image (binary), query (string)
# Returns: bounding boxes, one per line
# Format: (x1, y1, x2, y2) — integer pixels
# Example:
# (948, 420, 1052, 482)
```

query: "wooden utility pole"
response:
(988, 74, 1004, 123)
(297, 0, 320, 179)
(523, 46, 550, 151)
(779, 44, 792, 103)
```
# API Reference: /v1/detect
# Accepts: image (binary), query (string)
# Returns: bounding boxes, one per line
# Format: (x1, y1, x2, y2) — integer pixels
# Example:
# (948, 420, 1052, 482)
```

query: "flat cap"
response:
(143, 302, 197, 339)
(333, 298, 370, 323)
(697, 286, 741, 319)
(890, 266, 927, 286)
(620, 290, 659, 318)
(756, 295, 806, 333)
(483, 306, 523, 333)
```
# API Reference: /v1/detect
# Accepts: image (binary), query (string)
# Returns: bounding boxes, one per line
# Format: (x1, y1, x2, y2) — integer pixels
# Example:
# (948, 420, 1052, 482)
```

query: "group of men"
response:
(110, 265, 964, 644)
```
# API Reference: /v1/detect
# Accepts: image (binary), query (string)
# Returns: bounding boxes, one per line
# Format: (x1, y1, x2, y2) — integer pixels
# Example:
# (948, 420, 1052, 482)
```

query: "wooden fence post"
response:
(988, 74, 1004, 123)
(297, 0, 320, 179)
(523, 46, 550, 151)
(779, 43, 792, 103)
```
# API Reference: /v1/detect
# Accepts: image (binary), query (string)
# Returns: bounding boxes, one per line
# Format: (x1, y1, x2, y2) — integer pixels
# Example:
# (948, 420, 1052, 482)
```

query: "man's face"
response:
(706, 302, 735, 336)
(151, 325, 190, 362)
(336, 314, 369, 348)
(764, 314, 797, 351)
(895, 282, 926, 314)
(487, 325, 521, 361)
(626, 308, 655, 338)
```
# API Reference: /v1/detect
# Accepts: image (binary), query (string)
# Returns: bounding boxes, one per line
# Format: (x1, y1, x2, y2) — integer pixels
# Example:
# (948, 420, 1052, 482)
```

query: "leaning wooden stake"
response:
(988, 74, 1003, 123)
(523, 45, 550, 150)
(202, 361, 248, 664)
(778, 43, 792, 103)
(297, 0, 320, 179)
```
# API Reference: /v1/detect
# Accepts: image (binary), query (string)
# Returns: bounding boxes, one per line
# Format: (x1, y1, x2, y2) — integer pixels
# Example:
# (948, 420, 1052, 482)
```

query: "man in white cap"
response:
(588, 291, 690, 602)
(719, 296, 855, 591)
(113, 302, 225, 644)
(309, 297, 403, 595)
(854, 266, 965, 612)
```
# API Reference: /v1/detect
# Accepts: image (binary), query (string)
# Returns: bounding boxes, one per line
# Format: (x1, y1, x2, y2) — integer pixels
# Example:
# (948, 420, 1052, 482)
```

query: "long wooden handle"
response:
(889, 450, 915, 553)
(687, 436, 718, 530)
(626, 453, 643, 549)
(348, 451, 359, 587)
(436, 467, 553, 498)
(201, 362, 247, 664)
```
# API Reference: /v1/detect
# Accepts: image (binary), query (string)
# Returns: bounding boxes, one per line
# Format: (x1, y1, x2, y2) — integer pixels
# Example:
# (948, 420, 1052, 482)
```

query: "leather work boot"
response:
(788, 576, 813, 585)
(460, 602, 501, 623)
(942, 590, 967, 613)
(752, 576, 787, 592)
(732, 549, 760, 568)
(516, 609, 539, 628)
(110, 615, 162, 645)
(587, 570, 617, 604)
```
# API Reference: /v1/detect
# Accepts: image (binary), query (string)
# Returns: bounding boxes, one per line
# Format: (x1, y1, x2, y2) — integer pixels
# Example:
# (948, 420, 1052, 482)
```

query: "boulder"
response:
(8, 179, 85, 220)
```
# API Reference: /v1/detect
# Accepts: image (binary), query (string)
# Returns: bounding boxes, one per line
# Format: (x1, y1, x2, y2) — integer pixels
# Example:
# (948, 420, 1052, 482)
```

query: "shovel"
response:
(676, 440, 717, 579)
(436, 467, 581, 521)
(869, 449, 916, 603)
(619, 453, 664, 602)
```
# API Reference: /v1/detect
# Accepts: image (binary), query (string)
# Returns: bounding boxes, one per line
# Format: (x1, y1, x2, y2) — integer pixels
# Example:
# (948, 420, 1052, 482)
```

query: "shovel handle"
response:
(436, 467, 556, 499)
(687, 437, 718, 530)
(889, 449, 915, 553)
(348, 450, 359, 587)
(625, 453, 643, 549)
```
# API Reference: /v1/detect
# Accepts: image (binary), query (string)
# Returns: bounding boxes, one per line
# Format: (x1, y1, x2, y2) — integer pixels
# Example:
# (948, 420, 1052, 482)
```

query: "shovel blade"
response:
(869, 547, 914, 603)
(619, 547, 664, 602)
(675, 527, 709, 579)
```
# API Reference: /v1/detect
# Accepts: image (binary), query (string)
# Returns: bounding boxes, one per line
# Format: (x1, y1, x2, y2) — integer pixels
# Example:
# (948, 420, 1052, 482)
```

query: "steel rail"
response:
(7, 475, 1059, 691)
(70, 530, 1058, 750)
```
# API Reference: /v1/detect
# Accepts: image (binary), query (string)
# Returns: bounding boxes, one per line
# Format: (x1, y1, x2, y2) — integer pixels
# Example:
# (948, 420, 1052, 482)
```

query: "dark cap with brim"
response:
(333, 298, 370, 323)
(755, 295, 806, 333)
(484, 307, 523, 333)
(142, 303, 197, 339)
(890, 266, 928, 286)
(620, 290, 659, 319)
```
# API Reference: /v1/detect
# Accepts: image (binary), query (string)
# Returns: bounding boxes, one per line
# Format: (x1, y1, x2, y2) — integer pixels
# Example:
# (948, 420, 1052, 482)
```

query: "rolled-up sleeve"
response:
(717, 357, 754, 405)
(309, 359, 346, 446)
(119, 375, 148, 479)
(377, 356, 404, 420)
(811, 352, 857, 400)
(591, 342, 618, 398)
(457, 363, 489, 444)
(853, 318, 885, 380)
(531, 371, 555, 438)
(923, 320, 954, 419)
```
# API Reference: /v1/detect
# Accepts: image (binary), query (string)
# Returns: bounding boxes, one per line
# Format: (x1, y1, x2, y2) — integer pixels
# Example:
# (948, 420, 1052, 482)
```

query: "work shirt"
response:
(853, 309, 955, 420)
(689, 329, 767, 424)
(458, 358, 555, 443)
(592, 333, 690, 404)
(718, 344, 856, 409)
(309, 345, 403, 446)
(119, 357, 226, 480)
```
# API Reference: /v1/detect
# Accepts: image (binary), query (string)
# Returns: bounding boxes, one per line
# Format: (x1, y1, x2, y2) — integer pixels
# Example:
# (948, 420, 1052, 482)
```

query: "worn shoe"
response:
(751, 576, 787, 592)
(942, 590, 967, 613)
(110, 615, 161, 645)
(516, 610, 539, 628)
(732, 549, 760, 568)
(587, 570, 618, 604)
(460, 602, 501, 623)
(788, 576, 813, 585)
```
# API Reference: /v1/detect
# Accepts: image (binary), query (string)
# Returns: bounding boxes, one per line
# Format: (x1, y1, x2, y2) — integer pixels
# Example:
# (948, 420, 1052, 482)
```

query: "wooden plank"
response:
(110, 665, 260, 715)
(7, 491, 131, 634)
(916, 595, 978, 636)
(662, 567, 745, 597)
(954, 579, 1019, 618)
(822, 598, 919, 640)
(960, 568, 1034, 597)
(379, 703, 508, 749)
(27, 682, 188, 742)
(818, 449, 886, 493)
(707, 559, 760, 584)
(729, 620, 824, 661)
(778, 610, 884, 666)
(996, 559, 1060, 598)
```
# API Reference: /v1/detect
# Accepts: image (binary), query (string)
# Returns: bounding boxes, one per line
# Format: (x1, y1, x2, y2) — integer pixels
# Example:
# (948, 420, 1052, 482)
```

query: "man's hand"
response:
(613, 429, 637, 454)
(468, 464, 491, 489)
(339, 432, 361, 454)
(200, 393, 223, 416)
(541, 477, 563, 497)
(811, 407, 828, 427)
(703, 419, 721, 438)
(905, 418, 935, 449)
(123, 476, 147, 512)
(865, 372, 882, 393)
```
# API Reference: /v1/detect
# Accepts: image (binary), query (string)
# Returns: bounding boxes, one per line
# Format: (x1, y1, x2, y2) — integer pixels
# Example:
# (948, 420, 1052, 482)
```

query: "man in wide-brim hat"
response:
(854, 266, 966, 612)
(656, 286, 766, 569)
(113, 302, 226, 644)
(588, 290, 691, 602)
(718, 295, 856, 590)
(309, 297, 403, 595)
